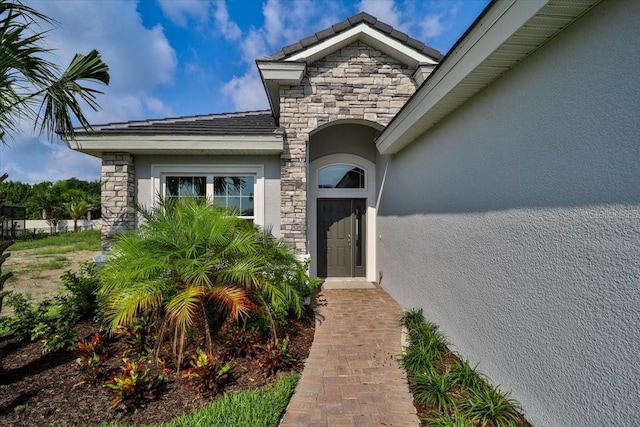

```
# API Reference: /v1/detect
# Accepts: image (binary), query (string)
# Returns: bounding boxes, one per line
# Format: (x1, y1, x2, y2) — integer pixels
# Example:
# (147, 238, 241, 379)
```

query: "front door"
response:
(317, 199, 366, 277)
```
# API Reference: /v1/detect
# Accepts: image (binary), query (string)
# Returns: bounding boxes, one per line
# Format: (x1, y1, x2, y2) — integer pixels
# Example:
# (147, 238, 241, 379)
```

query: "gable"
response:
(258, 12, 442, 121)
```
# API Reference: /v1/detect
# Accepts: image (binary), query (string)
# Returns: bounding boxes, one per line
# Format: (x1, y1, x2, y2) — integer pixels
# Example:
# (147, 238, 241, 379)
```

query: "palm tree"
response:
(0, 1, 110, 141)
(100, 198, 303, 370)
(63, 199, 92, 232)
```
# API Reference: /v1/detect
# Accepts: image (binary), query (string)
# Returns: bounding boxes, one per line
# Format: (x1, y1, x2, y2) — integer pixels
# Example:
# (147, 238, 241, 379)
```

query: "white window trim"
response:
(150, 164, 265, 226)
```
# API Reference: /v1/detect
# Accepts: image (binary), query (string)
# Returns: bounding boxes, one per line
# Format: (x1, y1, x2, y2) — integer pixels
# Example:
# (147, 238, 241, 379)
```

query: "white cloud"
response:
(357, 0, 402, 29)
(27, 0, 178, 124)
(420, 12, 446, 40)
(213, 0, 241, 41)
(158, 0, 211, 27)
(221, 0, 341, 110)
(5, 1, 179, 183)
(221, 72, 269, 111)
(0, 137, 101, 184)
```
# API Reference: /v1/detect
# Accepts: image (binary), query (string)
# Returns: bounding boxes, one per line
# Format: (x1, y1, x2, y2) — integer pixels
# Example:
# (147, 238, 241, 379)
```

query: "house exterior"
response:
(67, 1, 639, 426)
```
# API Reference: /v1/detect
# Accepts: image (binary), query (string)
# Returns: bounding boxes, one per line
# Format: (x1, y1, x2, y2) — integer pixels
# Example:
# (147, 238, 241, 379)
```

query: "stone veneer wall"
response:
(101, 153, 135, 251)
(278, 41, 418, 253)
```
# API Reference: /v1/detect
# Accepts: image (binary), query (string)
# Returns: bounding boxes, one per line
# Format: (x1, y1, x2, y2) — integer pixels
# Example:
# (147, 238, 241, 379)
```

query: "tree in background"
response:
(0, 178, 101, 220)
(63, 199, 92, 232)
(0, 0, 110, 141)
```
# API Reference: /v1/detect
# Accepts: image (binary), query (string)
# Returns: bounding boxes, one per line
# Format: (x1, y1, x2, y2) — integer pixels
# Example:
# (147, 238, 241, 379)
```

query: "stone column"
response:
(101, 153, 135, 251)
(280, 86, 309, 255)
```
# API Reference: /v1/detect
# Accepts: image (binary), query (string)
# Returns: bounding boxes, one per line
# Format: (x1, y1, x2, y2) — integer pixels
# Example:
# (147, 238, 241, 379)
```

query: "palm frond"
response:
(38, 49, 109, 139)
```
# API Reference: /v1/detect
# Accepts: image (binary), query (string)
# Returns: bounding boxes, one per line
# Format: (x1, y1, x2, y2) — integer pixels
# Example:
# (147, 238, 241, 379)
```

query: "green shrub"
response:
(400, 308, 427, 331)
(448, 358, 486, 390)
(411, 370, 456, 412)
(402, 342, 439, 376)
(423, 410, 475, 427)
(61, 261, 101, 320)
(2, 293, 44, 342)
(461, 384, 522, 427)
(31, 295, 80, 353)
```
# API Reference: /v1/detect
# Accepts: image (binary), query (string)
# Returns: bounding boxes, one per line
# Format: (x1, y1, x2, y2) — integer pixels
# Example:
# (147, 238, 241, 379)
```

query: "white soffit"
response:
(66, 134, 284, 158)
(377, 0, 601, 155)
(287, 23, 437, 67)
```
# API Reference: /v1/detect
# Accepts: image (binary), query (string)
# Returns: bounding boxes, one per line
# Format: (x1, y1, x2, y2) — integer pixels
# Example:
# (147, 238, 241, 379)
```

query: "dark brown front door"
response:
(317, 199, 366, 277)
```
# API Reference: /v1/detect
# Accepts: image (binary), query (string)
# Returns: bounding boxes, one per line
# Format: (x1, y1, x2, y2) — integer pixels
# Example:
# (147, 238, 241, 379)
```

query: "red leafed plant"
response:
(74, 333, 108, 387)
(258, 335, 295, 377)
(181, 348, 232, 395)
(104, 358, 163, 410)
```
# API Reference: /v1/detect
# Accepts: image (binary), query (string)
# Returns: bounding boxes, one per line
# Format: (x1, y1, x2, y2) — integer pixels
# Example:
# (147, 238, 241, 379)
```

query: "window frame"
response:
(151, 164, 264, 226)
(317, 164, 366, 189)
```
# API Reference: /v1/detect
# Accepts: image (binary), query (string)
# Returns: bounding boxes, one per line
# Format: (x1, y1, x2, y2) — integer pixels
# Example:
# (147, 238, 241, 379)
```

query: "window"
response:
(213, 176, 254, 217)
(318, 165, 365, 189)
(166, 176, 206, 199)
(153, 165, 264, 225)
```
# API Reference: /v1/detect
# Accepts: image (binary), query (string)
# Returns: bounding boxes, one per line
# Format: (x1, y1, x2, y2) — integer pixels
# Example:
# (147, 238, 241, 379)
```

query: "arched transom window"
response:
(318, 164, 365, 189)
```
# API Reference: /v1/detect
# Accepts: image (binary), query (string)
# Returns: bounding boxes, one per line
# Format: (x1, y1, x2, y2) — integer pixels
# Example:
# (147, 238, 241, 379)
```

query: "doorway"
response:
(317, 198, 366, 277)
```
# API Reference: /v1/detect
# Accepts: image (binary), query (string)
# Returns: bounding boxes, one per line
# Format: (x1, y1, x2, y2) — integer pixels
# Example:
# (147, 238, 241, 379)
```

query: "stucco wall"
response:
(309, 123, 379, 163)
(135, 155, 282, 236)
(376, 2, 640, 426)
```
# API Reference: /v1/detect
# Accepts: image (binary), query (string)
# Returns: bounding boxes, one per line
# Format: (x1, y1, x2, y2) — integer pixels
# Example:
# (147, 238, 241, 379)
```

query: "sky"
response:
(1, 0, 489, 184)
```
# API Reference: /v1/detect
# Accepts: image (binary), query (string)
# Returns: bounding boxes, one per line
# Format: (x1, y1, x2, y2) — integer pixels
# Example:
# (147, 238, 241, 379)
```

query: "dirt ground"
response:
(2, 249, 101, 312)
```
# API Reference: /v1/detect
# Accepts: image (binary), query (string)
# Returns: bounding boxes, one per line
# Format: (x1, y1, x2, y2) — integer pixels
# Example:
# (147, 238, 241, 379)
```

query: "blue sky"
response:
(2, 0, 489, 184)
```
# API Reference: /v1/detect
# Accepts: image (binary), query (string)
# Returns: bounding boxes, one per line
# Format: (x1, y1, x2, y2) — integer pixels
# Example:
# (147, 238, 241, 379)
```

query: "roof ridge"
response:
(266, 12, 442, 61)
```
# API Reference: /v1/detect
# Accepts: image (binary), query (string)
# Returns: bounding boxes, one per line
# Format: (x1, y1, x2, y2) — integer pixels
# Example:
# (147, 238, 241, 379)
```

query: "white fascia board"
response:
(256, 61, 306, 85)
(413, 64, 437, 86)
(287, 23, 437, 67)
(377, 0, 550, 154)
(67, 134, 284, 155)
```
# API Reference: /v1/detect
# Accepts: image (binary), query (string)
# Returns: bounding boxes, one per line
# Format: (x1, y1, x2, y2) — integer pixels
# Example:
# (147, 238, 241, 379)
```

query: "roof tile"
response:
(282, 42, 304, 55)
(374, 21, 393, 34)
(265, 12, 441, 61)
(300, 34, 319, 47)
(332, 19, 351, 33)
(76, 111, 279, 136)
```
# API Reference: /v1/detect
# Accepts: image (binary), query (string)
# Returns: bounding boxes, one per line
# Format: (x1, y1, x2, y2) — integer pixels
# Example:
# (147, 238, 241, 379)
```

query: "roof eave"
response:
(256, 60, 307, 121)
(377, 0, 601, 155)
(67, 133, 285, 158)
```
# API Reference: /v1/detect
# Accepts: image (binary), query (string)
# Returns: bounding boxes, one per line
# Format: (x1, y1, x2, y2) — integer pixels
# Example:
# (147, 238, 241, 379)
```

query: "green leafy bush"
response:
(61, 261, 101, 320)
(100, 198, 306, 368)
(30, 295, 80, 353)
(2, 293, 44, 342)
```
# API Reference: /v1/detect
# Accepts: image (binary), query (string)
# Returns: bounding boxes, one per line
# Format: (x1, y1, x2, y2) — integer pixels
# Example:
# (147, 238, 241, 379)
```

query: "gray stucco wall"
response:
(135, 155, 282, 236)
(309, 124, 380, 163)
(376, 2, 640, 426)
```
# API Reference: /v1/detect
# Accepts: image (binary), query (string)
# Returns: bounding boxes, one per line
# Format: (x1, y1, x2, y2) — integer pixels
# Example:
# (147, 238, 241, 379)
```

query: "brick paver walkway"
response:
(280, 284, 419, 427)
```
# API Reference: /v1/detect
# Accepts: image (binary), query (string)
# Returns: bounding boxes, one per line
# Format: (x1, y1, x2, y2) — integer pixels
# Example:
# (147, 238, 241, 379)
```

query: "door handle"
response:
(347, 233, 351, 248)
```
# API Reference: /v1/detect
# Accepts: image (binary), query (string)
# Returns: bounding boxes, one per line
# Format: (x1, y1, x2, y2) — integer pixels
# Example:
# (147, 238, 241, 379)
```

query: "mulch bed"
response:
(0, 308, 315, 427)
